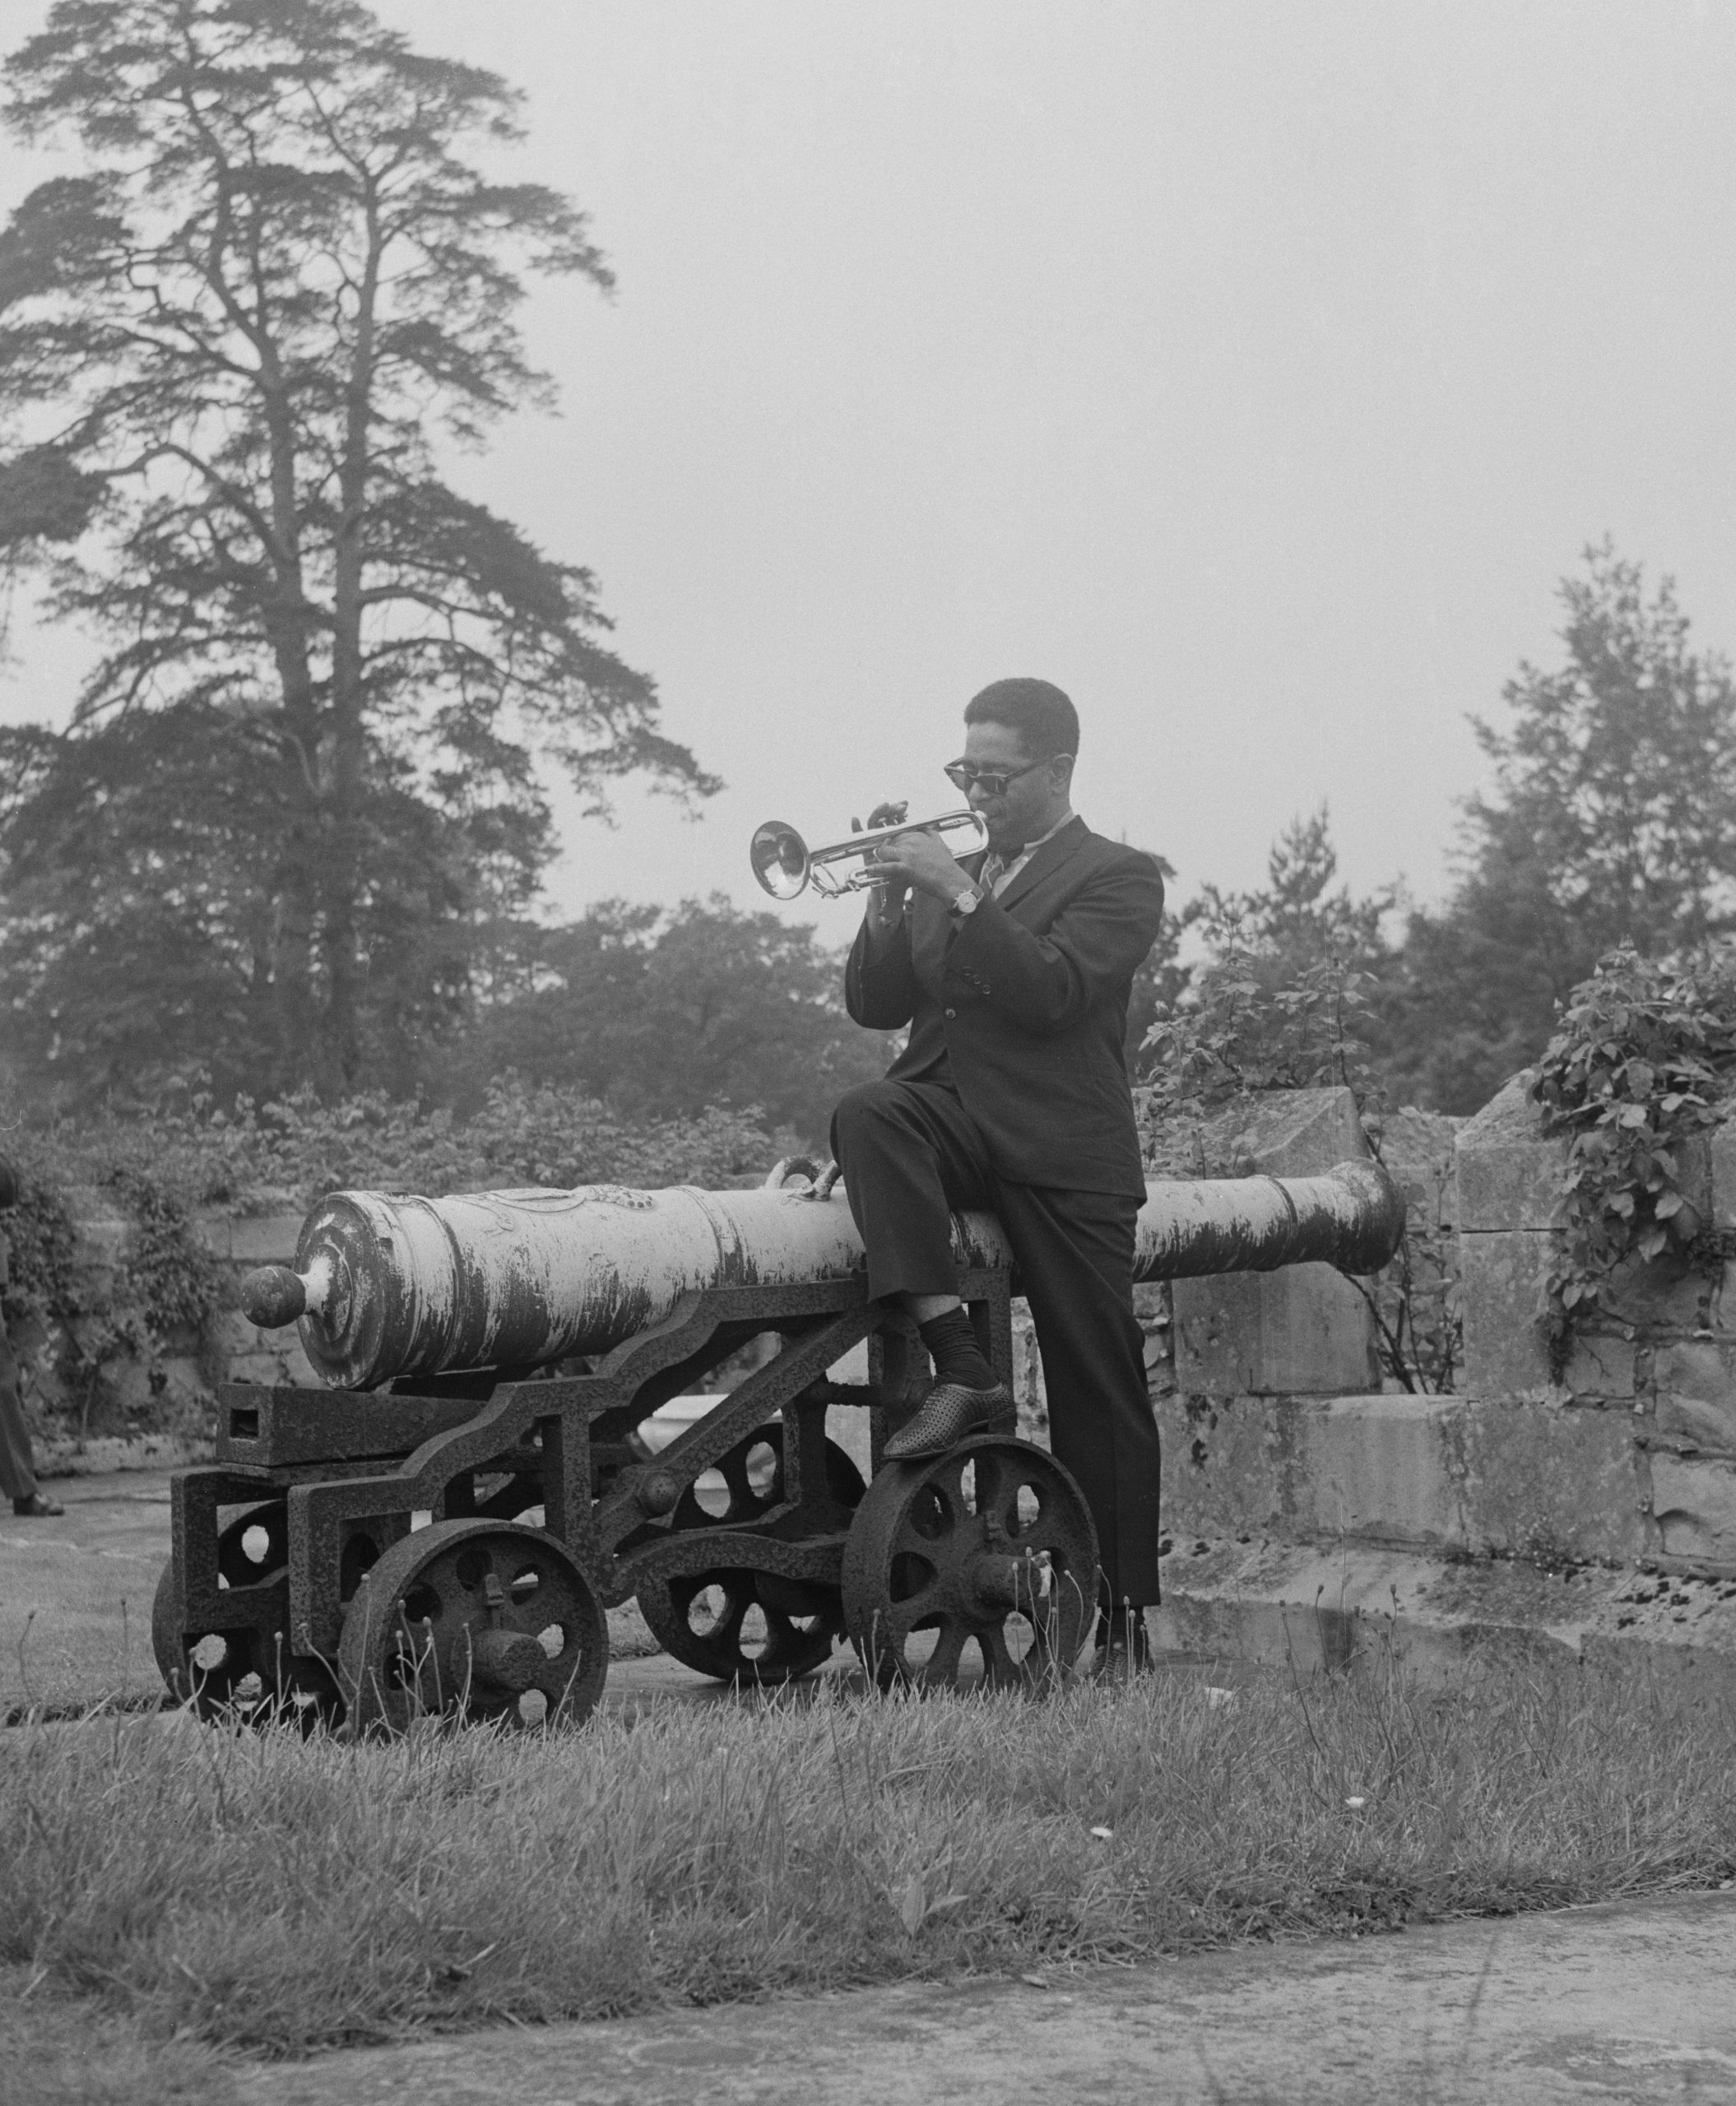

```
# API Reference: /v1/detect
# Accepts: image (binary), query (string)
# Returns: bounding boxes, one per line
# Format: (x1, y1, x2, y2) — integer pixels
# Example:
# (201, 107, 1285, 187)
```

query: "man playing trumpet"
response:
(830, 677, 1167, 1671)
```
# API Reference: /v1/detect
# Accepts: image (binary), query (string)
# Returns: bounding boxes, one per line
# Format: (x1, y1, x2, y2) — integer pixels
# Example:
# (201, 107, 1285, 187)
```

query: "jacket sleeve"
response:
(949, 851, 1165, 1037)
(845, 910, 920, 1030)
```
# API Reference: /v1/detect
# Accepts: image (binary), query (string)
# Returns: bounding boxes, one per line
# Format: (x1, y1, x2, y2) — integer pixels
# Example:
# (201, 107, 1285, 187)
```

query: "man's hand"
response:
(858, 800, 912, 926)
(869, 824, 977, 905)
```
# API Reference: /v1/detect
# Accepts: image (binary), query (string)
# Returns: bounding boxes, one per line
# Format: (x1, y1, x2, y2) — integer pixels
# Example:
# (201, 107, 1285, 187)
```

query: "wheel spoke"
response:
(913, 1616, 968, 1686)
(979, 1617, 1024, 1686)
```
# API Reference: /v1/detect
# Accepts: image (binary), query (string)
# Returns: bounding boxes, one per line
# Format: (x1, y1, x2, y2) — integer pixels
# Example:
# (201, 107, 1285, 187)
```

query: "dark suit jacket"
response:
(844, 817, 1165, 1196)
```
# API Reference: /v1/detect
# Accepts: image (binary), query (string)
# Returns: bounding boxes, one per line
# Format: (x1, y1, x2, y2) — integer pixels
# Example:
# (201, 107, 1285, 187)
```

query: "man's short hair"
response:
(963, 678, 1079, 760)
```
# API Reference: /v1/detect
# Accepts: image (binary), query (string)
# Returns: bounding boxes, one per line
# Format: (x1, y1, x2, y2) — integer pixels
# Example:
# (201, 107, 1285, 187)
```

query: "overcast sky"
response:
(5, 0, 1736, 931)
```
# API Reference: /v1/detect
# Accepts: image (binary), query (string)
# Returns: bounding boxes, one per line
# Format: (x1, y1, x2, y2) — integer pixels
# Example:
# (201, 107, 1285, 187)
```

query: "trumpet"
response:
(750, 805, 988, 900)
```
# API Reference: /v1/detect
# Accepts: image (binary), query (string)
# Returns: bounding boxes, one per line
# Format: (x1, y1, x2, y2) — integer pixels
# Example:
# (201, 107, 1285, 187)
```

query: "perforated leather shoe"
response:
(882, 1380, 1014, 1461)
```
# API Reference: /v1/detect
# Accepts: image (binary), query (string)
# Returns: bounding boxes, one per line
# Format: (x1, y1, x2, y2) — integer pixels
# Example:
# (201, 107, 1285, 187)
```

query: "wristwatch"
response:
(950, 884, 982, 917)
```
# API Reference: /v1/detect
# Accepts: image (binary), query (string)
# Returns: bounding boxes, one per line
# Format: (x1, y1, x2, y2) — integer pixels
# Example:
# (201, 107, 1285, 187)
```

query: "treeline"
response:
(7, 543, 1736, 1141)
(1163, 544, 1736, 1117)
(2, 7, 1729, 1148)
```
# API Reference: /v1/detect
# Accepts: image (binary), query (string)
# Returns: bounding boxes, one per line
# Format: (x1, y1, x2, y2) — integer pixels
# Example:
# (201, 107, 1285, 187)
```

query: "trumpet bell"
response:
(750, 819, 810, 900)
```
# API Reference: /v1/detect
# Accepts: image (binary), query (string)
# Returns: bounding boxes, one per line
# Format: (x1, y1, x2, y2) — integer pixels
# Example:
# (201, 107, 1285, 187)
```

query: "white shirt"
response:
(983, 807, 1076, 896)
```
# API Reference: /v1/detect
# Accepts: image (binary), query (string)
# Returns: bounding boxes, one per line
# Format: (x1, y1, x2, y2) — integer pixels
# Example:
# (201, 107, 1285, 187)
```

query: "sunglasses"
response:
(942, 757, 1051, 798)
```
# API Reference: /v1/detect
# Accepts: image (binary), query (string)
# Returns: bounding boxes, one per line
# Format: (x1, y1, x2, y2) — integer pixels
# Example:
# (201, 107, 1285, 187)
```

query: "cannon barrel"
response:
(239, 1161, 1404, 1391)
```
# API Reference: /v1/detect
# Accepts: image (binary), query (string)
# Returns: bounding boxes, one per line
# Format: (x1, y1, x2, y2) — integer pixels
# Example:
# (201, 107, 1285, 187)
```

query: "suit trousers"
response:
(0, 1309, 39, 1504)
(830, 1078, 1163, 1607)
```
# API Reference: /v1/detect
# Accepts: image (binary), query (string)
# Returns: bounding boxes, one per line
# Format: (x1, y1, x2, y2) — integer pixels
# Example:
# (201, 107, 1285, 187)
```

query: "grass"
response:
(2, 1656, 1734, 2076)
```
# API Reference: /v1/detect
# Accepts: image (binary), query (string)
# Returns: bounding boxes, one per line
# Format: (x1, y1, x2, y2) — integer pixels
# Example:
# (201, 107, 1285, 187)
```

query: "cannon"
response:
(151, 1157, 1404, 1729)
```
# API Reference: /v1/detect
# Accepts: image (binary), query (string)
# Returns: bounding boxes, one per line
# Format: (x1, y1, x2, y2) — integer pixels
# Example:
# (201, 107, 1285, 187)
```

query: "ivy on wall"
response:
(1530, 944, 1736, 1375)
(1, 1076, 790, 1443)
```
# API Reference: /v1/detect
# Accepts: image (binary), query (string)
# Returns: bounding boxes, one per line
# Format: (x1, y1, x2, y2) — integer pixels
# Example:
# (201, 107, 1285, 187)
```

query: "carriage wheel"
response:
(636, 1563, 843, 1685)
(337, 1519, 608, 1734)
(841, 1436, 1098, 1691)
(633, 1426, 865, 1685)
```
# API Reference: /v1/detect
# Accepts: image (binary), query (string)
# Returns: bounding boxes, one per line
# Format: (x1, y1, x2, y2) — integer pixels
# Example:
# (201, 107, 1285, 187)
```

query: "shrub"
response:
(1, 1077, 786, 1445)
(1530, 943, 1736, 1373)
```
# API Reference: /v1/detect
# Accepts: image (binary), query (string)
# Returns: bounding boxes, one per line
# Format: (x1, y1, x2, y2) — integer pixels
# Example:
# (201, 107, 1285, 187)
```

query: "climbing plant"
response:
(1529, 944, 1736, 1371)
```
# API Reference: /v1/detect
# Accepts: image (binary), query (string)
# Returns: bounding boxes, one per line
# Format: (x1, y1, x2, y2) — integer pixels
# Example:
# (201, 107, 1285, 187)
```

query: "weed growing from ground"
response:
(2, 1660, 1732, 2061)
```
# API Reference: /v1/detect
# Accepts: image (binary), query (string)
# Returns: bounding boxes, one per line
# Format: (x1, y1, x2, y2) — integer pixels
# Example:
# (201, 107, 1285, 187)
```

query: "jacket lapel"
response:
(994, 815, 1088, 914)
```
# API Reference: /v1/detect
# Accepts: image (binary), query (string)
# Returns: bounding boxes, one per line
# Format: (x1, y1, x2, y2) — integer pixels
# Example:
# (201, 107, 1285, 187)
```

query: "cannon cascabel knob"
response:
(239, 1264, 308, 1328)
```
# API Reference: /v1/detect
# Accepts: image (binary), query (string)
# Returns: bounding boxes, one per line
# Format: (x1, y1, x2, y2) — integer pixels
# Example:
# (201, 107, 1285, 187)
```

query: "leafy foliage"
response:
(1142, 947, 1388, 1125)
(18, 1076, 787, 1218)
(0, 0, 713, 1105)
(464, 895, 891, 1141)
(1530, 944, 1736, 1370)
(3, 1076, 787, 1442)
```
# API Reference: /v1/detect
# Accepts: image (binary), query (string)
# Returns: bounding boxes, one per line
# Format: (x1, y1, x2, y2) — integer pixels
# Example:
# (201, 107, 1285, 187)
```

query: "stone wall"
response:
(1150, 1076, 1736, 1687)
(1456, 1074, 1736, 1575)
(21, 1197, 318, 1476)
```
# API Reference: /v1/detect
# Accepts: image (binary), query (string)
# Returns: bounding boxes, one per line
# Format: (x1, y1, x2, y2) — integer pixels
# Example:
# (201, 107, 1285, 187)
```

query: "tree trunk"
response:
(323, 186, 384, 1097)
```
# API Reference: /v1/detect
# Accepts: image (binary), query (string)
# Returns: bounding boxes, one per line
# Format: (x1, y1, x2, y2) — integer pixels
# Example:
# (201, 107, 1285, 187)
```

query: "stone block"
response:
(1172, 1262, 1381, 1396)
(1457, 1231, 1636, 1399)
(1599, 1250, 1710, 1330)
(1653, 1340, 1736, 1454)
(1454, 1074, 1564, 1232)
(1154, 1393, 1284, 1539)
(1160, 1391, 1643, 1563)
(1373, 1107, 1463, 1230)
(205, 1212, 304, 1264)
(1460, 1399, 1644, 1564)
(1288, 1394, 1468, 1549)
(1714, 1123, 1736, 1231)
(1648, 1452, 1736, 1566)
(1149, 1539, 1736, 1690)
(214, 1310, 322, 1389)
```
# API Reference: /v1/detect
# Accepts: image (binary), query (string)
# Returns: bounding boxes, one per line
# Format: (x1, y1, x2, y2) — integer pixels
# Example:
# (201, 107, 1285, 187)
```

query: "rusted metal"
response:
(840, 1436, 1098, 1688)
(151, 1471, 341, 1724)
(337, 1519, 610, 1733)
(239, 1160, 1404, 1393)
(158, 1269, 1005, 1721)
(632, 1421, 867, 1684)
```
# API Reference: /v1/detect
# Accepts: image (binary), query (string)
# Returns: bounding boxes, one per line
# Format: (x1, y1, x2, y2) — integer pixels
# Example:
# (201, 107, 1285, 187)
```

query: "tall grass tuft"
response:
(3, 1658, 1734, 2058)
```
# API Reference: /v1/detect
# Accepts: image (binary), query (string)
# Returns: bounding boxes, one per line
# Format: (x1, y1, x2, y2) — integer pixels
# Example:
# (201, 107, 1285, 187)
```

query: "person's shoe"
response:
(883, 1380, 1014, 1461)
(1093, 1610, 1153, 1679)
(13, 1491, 65, 1518)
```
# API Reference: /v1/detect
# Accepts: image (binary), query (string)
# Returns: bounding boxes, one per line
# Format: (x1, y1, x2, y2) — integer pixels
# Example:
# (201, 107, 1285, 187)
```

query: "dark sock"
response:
(917, 1307, 996, 1390)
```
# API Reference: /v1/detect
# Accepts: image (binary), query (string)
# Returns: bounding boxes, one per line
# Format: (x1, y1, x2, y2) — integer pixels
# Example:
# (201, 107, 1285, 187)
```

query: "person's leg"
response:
(830, 1081, 1012, 1447)
(993, 1183, 1162, 1610)
(830, 1081, 995, 1304)
(0, 1309, 42, 1506)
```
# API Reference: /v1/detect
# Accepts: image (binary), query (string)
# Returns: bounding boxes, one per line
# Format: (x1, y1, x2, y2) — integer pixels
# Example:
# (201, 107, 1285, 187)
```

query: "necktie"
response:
(980, 852, 1007, 896)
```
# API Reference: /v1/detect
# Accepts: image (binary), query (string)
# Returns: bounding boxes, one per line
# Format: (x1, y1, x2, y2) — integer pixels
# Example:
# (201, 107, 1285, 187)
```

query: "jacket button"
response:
(944, 1006, 957, 1020)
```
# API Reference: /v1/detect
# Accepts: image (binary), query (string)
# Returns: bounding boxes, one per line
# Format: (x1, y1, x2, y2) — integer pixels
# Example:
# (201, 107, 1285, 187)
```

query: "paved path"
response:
(0, 1469, 171, 1714)
(238, 1890, 1736, 2105)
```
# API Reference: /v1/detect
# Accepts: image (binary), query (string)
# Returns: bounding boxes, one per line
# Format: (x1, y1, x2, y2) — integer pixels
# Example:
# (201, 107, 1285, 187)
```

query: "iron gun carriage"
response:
(151, 1156, 1404, 1728)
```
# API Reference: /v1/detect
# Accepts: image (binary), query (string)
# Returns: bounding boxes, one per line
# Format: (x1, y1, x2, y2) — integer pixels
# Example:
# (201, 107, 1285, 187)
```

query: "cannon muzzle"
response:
(239, 1160, 1406, 1391)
